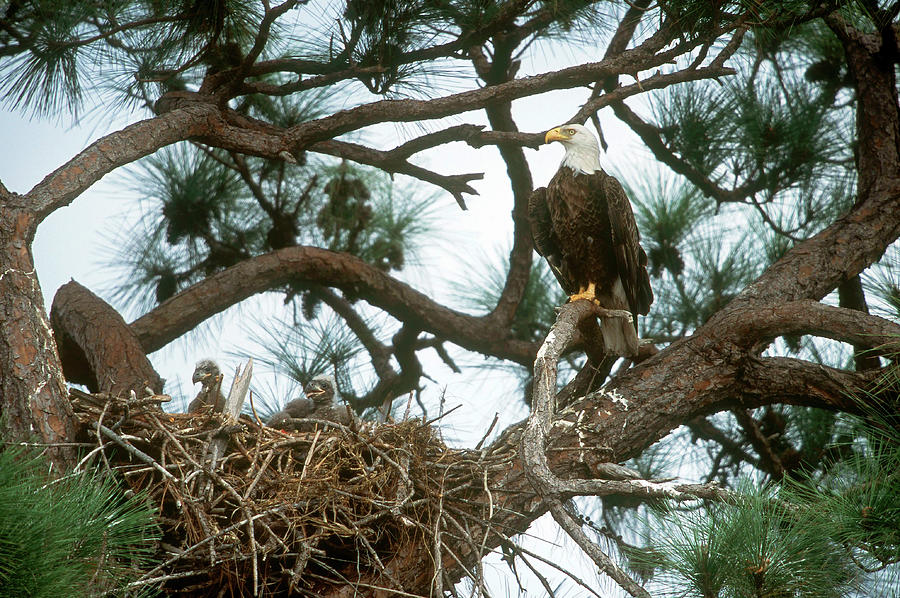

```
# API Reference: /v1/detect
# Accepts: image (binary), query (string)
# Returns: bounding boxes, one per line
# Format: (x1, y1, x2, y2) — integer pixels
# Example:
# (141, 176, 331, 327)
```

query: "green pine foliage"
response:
(786, 390, 900, 578)
(107, 140, 433, 314)
(0, 447, 160, 597)
(240, 310, 365, 405)
(625, 387, 900, 597)
(629, 483, 863, 598)
(864, 246, 900, 321)
(624, 170, 712, 279)
(0, 0, 263, 117)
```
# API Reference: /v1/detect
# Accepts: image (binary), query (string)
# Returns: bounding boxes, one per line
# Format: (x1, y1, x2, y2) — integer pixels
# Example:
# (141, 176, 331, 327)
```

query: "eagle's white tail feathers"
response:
(601, 315, 639, 358)
(597, 276, 639, 357)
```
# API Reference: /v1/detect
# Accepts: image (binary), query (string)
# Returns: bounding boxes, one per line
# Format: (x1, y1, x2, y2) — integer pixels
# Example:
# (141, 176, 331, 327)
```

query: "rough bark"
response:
(50, 281, 163, 396)
(127, 246, 540, 366)
(0, 201, 76, 470)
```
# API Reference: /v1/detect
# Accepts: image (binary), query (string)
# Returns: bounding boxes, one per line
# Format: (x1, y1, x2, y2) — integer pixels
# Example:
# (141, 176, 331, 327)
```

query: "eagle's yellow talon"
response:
(568, 282, 598, 303)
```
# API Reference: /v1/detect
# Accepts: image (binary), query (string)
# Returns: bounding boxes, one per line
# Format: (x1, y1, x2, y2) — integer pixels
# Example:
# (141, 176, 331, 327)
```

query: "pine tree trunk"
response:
(0, 200, 78, 471)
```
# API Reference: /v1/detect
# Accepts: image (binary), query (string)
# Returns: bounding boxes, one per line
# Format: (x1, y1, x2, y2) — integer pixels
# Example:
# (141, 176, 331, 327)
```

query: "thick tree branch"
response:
(838, 275, 883, 370)
(50, 281, 163, 396)
(827, 14, 900, 199)
(521, 301, 733, 596)
(128, 245, 539, 366)
(722, 299, 900, 354)
(738, 356, 880, 413)
(20, 104, 216, 230)
(156, 60, 733, 211)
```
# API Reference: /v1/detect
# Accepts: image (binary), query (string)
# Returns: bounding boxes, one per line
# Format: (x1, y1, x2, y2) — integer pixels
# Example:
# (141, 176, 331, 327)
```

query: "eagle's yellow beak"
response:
(545, 127, 568, 143)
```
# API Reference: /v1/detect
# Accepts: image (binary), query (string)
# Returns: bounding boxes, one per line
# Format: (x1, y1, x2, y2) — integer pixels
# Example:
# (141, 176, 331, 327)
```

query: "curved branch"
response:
(723, 299, 900, 353)
(469, 43, 537, 329)
(153, 99, 487, 206)
(723, 18, 900, 308)
(21, 104, 216, 229)
(128, 245, 539, 365)
(312, 139, 482, 209)
(738, 356, 881, 413)
(50, 281, 163, 395)
(281, 22, 734, 149)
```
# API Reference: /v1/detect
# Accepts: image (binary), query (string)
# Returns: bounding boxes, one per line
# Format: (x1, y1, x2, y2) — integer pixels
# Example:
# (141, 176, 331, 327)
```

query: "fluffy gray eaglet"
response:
(528, 124, 653, 357)
(188, 359, 226, 412)
(268, 375, 353, 430)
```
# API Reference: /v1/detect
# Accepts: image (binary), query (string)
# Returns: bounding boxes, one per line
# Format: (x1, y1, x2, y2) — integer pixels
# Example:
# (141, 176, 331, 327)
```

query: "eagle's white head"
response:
(545, 123, 601, 175)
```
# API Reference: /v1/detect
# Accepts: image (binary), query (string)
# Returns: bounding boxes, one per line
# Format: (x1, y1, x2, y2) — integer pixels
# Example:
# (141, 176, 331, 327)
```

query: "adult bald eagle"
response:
(528, 123, 653, 357)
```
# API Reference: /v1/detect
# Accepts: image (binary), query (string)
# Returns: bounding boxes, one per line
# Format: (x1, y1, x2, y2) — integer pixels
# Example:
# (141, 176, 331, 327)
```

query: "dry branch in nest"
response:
(67, 387, 509, 597)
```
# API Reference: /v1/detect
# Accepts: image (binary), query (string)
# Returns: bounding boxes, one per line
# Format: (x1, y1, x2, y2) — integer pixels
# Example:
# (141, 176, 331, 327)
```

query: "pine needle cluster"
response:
(0, 447, 160, 597)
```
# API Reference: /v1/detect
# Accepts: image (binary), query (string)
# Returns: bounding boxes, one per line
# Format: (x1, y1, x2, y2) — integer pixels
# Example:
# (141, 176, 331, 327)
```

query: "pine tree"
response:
(1, 1, 899, 596)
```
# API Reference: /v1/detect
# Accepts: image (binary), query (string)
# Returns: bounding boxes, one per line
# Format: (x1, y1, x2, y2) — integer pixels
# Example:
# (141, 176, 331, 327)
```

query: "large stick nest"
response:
(69, 389, 505, 597)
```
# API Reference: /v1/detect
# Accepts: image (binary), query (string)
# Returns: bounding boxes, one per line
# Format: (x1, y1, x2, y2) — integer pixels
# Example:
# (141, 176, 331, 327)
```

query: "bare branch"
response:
(22, 104, 216, 227)
(128, 245, 540, 365)
(312, 139, 482, 209)
(280, 23, 734, 150)
(724, 299, 900, 353)
(548, 501, 651, 598)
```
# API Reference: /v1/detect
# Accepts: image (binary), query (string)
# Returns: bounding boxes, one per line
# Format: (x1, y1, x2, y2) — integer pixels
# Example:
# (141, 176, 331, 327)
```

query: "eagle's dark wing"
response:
(283, 397, 315, 418)
(528, 186, 574, 294)
(188, 384, 225, 413)
(268, 397, 316, 430)
(600, 171, 653, 320)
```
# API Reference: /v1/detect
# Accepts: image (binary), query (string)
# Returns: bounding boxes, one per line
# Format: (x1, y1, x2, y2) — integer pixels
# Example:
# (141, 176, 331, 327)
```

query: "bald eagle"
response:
(528, 124, 653, 357)
(188, 359, 226, 412)
(267, 375, 353, 430)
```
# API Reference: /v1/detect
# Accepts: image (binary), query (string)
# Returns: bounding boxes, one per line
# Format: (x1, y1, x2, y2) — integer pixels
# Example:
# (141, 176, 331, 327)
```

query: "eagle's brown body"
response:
(528, 124, 653, 356)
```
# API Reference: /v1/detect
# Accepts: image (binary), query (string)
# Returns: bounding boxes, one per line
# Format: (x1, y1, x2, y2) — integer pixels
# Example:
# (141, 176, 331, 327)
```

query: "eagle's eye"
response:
(566, 128, 575, 135)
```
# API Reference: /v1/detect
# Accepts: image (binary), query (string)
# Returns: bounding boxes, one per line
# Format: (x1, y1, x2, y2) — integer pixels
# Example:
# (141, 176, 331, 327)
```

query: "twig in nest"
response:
(475, 412, 500, 451)
(244, 449, 276, 500)
(248, 389, 265, 427)
(299, 428, 322, 481)
(420, 403, 461, 427)
(97, 424, 177, 482)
